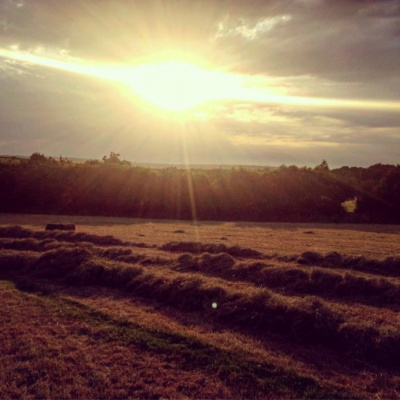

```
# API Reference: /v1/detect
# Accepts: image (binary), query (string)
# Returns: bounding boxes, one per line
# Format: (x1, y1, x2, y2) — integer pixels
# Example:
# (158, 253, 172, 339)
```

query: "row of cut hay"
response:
(298, 251, 400, 278)
(98, 247, 172, 266)
(1, 246, 400, 367)
(0, 247, 339, 342)
(161, 242, 400, 280)
(0, 225, 150, 248)
(0, 249, 40, 274)
(160, 241, 263, 258)
(0, 237, 64, 252)
(176, 253, 400, 306)
(0, 237, 172, 268)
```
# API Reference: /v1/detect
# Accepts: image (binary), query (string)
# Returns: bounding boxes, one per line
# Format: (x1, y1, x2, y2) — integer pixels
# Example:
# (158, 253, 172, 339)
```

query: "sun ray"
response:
(1, 47, 400, 113)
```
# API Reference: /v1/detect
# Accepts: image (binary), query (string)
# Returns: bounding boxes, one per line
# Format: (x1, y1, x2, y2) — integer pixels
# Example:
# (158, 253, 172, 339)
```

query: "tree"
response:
(102, 152, 131, 167)
(102, 152, 121, 164)
(314, 160, 329, 172)
(29, 152, 56, 165)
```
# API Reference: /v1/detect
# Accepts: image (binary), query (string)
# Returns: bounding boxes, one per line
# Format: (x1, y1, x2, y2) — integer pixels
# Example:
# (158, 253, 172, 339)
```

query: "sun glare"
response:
(1, 47, 400, 114)
(118, 61, 243, 111)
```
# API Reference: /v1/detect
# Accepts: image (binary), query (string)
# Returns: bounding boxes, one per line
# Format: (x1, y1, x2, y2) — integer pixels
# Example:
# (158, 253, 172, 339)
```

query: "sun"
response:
(118, 61, 241, 111)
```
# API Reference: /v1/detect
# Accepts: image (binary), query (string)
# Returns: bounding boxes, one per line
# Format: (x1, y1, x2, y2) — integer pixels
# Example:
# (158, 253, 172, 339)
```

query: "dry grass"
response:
(1, 213, 400, 258)
(1, 215, 400, 398)
(58, 286, 400, 399)
(0, 281, 233, 399)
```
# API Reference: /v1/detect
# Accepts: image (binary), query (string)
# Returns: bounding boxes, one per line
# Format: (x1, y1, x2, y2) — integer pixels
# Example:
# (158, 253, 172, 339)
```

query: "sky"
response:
(0, 0, 399, 167)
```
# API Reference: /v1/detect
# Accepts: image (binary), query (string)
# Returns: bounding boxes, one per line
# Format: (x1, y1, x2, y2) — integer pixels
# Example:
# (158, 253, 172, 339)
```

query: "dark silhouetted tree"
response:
(314, 160, 329, 172)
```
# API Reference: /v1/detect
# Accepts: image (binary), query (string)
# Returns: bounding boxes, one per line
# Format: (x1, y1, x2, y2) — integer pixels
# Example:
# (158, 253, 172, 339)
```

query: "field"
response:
(1, 214, 400, 398)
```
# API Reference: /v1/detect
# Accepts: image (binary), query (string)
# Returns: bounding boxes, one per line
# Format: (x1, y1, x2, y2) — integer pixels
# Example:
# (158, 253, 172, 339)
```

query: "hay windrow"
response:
(2, 226, 400, 374)
(160, 241, 263, 258)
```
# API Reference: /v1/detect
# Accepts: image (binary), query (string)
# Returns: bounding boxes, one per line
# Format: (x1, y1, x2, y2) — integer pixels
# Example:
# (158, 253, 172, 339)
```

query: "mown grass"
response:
(2, 241, 400, 369)
(0, 280, 233, 399)
(0, 237, 171, 268)
(2, 225, 400, 393)
(0, 247, 342, 343)
(55, 297, 351, 399)
(0, 225, 149, 248)
(161, 240, 263, 258)
(176, 252, 400, 307)
(298, 250, 400, 278)
(0, 280, 352, 399)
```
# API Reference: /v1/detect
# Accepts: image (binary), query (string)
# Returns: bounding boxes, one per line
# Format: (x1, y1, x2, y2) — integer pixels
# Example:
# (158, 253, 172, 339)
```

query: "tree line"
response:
(0, 153, 399, 223)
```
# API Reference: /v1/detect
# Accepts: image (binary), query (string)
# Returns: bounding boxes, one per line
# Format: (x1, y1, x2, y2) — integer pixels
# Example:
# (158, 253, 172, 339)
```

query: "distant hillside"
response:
(0, 154, 276, 171)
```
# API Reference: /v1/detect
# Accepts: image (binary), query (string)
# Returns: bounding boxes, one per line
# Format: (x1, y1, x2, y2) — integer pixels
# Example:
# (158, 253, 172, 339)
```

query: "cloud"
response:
(216, 14, 292, 40)
(214, 0, 400, 82)
(1, 0, 399, 81)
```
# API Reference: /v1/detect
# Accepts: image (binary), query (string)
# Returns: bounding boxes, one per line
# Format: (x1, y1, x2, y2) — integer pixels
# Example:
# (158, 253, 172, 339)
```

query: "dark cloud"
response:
(1, 0, 399, 79)
(0, 0, 225, 60)
(214, 0, 400, 81)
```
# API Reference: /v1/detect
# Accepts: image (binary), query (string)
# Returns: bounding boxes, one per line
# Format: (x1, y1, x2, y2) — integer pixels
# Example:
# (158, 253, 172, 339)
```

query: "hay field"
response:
(1, 213, 400, 258)
(0, 214, 400, 398)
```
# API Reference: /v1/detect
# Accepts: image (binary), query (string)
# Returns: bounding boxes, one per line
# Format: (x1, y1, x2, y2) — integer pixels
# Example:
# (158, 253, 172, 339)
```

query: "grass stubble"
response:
(0, 223, 400, 398)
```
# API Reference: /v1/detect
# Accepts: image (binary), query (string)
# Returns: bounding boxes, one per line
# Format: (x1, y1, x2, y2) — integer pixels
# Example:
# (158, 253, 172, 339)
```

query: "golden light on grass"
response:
(2, 225, 400, 398)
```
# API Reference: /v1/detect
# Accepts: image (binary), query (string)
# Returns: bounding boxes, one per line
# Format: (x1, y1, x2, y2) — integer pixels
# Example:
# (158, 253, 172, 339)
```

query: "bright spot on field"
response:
(212, 302, 218, 309)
